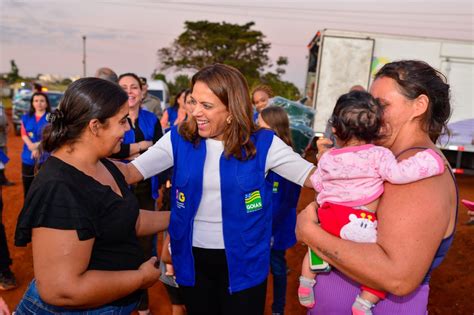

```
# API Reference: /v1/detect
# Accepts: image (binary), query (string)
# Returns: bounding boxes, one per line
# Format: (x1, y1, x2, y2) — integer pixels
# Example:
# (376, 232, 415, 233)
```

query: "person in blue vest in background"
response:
(251, 84, 274, 122)
(117, 63, 316, 315)
(160, 89, 187, 133)
(112, 73, 164, 315)
(258, 106, 301, 315)
(20, 92, 51, 198)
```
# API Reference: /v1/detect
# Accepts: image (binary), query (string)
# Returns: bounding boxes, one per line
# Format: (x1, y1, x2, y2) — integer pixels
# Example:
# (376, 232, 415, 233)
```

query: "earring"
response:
(226, 116, 232, 124)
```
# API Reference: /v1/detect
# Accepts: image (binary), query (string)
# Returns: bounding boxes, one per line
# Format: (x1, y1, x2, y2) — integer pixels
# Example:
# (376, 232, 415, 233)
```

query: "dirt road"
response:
(1, 109, 473, 314)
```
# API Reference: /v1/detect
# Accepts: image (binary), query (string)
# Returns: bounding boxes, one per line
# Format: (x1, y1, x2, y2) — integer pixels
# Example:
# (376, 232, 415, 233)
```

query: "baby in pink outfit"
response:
(298, 91, 445, 315)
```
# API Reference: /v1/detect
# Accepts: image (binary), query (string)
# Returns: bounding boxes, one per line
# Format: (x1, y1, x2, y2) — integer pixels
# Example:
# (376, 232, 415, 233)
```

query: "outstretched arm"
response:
(378, 148, 445, 184)
(136, 210, 170, 236)
(112, 161, 144, 184)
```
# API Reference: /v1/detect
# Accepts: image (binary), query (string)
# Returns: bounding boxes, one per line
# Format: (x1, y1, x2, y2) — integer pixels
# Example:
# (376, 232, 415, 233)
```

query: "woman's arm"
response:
(32, 228, 160, 308)
(20, 123, 37, 151)
(296, 166, 455, 295)
(112, 161, 144, 184)
(136, 210, 170, 236)
(267, 135, 315, 188)
(160, 110, 169, 129)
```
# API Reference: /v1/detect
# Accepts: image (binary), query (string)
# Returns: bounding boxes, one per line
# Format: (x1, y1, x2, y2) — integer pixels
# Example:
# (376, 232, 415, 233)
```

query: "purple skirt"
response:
(308, 270, 429, 315)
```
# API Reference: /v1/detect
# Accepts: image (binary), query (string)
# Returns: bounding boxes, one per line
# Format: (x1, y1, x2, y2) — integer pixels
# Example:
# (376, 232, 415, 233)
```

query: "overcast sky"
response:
(0, 0, 472, 90)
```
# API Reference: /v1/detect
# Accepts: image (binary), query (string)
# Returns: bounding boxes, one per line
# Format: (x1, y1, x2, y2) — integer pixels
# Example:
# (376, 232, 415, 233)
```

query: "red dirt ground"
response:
(1, 108, 473, 314)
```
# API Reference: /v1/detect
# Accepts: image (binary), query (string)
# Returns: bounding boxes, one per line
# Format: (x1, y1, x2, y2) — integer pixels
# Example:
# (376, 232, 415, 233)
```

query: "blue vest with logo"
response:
(169, 127, 274, 293)
(21, 113, 49, 165)
(123, 109, 160, 199)
(267, 171, 301, 250)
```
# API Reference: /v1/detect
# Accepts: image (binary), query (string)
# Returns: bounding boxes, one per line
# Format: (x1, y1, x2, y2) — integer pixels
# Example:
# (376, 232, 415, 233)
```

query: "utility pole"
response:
(82, 35, 87, 77)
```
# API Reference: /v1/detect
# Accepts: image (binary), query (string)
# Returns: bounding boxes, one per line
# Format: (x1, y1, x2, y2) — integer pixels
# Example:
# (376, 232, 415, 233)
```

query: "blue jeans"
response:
(15, 279, 138, 314)
(270, 249, 287, 314)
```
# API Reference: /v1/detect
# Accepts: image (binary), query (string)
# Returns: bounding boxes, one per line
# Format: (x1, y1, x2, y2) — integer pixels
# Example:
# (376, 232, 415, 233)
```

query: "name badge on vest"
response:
(245, 190, 263, 213)
(176, 189, 186, 209)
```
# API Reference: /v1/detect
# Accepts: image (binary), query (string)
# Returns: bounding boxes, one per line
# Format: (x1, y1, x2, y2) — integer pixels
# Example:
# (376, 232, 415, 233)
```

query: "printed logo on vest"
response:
(176, 189, 185, 209)
(272, 181, 279, 193)
(245, 190, 262, 213)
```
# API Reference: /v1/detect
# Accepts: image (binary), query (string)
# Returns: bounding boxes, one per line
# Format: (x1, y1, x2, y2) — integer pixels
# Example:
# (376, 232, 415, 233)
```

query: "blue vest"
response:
(167, 107, 179, 126)
(253, 110, 259, 123)
(163, 107, 179, 133)
(168, 127, 274, 293)
(267, 171, 301, 250)
(21, 114, 49, 165)
(123, 109, 160, 200)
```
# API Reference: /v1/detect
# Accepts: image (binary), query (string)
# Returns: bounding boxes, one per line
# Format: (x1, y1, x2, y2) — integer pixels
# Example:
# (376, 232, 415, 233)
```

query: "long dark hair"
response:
(118, 73, 143, 90)
(329, 91, 384, 145)
(179, 63, 257, 160)
(260, 106, 293, 148)
(42, 78, 128, 152)
(374, 60, 451, 142)
(29, 92, 52, 116)
(171, 89, 187, 109)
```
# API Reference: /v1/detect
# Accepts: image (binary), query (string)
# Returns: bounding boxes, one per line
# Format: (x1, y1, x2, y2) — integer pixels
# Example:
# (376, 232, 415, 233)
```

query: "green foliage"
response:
(168, 74, 191, 97)
(152, 72, 167, 82)
(60, 78, 73, 86)
(158, 21, 270, 83)
(257, 72, 301, 100)
(158, 20, 301, 101)
(6, 60, 21, 83)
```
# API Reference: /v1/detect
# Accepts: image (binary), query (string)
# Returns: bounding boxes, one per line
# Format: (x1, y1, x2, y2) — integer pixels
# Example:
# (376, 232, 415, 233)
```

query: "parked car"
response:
(12, 91, 64, 136)
(147, 79, 169, 109)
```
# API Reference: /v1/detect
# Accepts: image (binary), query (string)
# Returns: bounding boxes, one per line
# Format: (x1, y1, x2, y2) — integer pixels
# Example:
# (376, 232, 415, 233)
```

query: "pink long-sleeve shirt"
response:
(310, 144, 445, 207)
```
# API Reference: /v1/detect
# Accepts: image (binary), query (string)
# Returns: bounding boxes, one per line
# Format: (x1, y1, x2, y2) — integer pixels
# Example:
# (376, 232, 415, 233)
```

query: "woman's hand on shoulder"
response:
(138, 257, 161, 289)
(109, 159, 144, 184)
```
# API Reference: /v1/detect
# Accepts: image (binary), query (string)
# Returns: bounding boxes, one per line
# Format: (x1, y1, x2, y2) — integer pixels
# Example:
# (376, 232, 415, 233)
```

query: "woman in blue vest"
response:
(113, 73, 163, 315)
(160, 89, 187, 133)
(118, 64, 316, 315)
(258, 106, 301, 315)
(20, 92, 51, 198)
(251, 84, 274, 122)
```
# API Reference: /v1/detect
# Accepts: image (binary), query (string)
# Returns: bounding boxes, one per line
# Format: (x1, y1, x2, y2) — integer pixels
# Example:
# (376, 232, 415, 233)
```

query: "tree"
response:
(258, 72, 300, 100)
(157, 20, 301, 100)
(151, 72, 191, 98)
(169, 74, 191, 96)
(158, 21, 271, 84)
(6, 60, 21, 83)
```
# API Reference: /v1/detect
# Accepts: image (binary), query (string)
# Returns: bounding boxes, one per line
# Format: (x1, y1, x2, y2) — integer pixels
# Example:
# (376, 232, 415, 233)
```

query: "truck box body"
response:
(305, 29, 474, 174)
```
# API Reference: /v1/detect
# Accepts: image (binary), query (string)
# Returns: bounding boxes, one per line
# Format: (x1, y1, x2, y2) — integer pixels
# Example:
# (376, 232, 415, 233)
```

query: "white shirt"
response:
(132, 131, 314, 248)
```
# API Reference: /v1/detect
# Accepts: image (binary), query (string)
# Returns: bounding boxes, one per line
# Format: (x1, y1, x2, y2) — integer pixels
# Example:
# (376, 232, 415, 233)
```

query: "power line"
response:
(131, 0, 474, 17)
(98, 1, 473, 33)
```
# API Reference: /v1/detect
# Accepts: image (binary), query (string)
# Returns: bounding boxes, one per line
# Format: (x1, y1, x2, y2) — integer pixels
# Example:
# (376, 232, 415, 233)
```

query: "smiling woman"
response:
(14, 78, 170, 315)
(117, 63, 317, 315)
(113, 72, 165, 315)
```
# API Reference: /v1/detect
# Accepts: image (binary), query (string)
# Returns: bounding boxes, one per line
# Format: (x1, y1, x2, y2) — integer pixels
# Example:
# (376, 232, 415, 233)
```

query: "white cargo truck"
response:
(304, 29, 474, 174)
